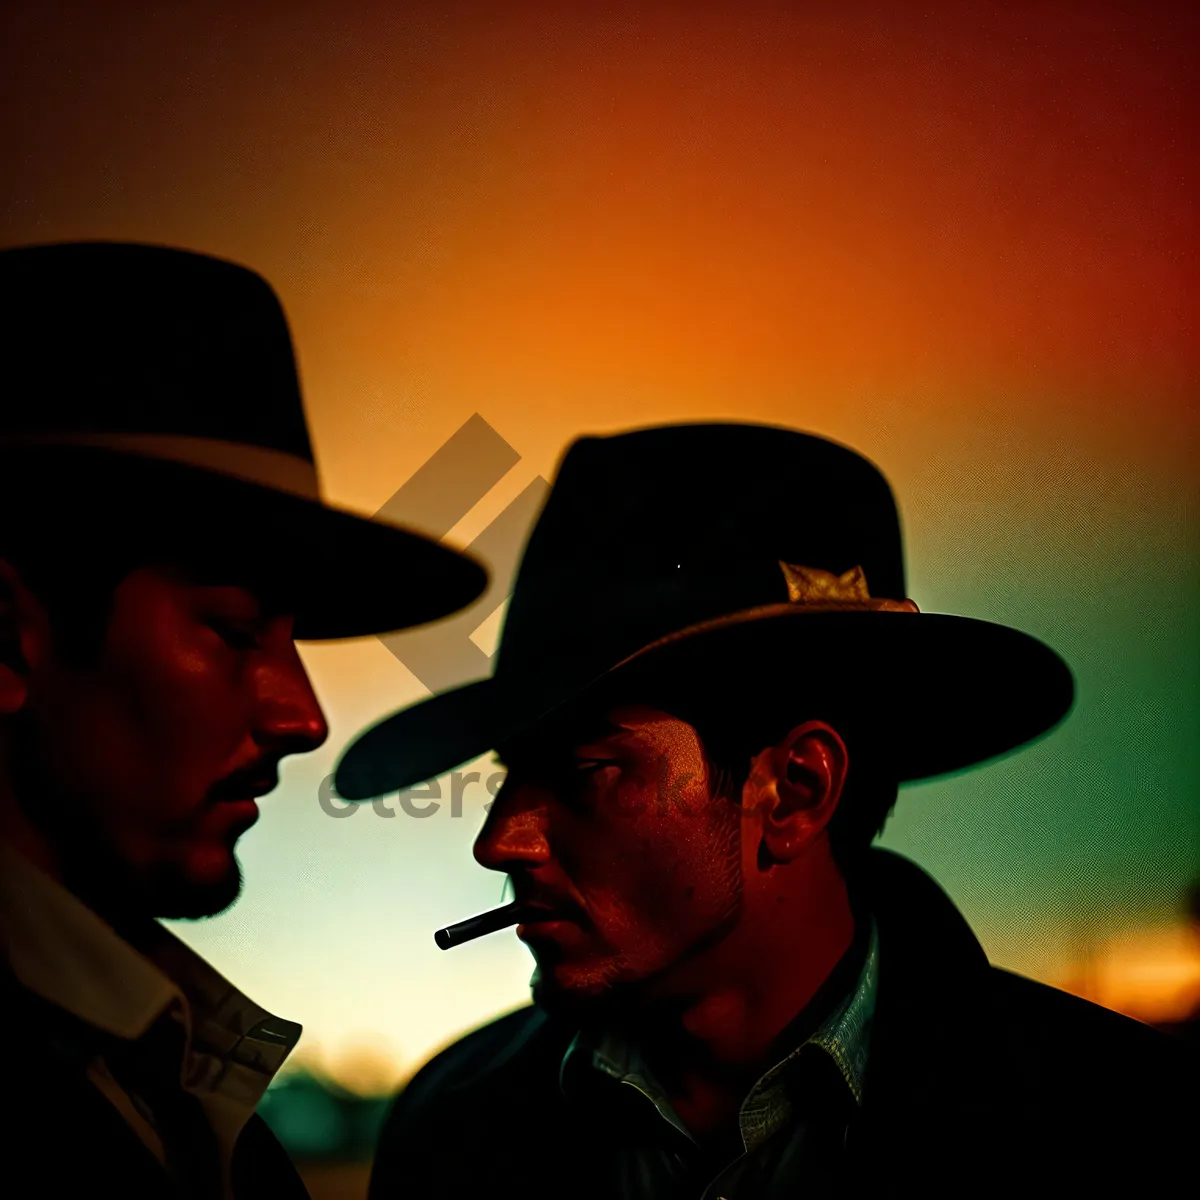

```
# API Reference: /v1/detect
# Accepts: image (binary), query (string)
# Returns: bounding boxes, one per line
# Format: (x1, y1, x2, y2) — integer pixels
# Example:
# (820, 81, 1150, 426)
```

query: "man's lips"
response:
(513, 906, 593, 950)
(204, 769, 277, 837)
(195, 796, 261, 847)
(513, 895, 590, 928)
(209, 770, 280, 805)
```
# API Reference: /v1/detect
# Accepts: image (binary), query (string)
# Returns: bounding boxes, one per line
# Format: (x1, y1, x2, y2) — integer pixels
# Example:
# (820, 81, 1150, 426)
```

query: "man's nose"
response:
(253, 634, 329, 756)
(473, 780, 551, 873)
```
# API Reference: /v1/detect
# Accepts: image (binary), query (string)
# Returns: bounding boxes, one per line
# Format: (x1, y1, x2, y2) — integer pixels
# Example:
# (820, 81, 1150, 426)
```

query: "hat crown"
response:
(495, 423, 906, 677)
(0, 242, 489, 643)
(0, 241, 313, 464)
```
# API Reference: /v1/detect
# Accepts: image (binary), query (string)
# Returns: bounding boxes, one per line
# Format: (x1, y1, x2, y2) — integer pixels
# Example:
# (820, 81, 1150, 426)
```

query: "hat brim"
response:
(3, 445, 487, 639)
(333, 606, 1074, 798)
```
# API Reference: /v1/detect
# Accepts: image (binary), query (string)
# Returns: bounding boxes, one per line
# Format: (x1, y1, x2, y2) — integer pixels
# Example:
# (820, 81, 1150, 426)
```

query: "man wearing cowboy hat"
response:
(336, 423, 1194, 1197)
(0, 241, 486, 1198)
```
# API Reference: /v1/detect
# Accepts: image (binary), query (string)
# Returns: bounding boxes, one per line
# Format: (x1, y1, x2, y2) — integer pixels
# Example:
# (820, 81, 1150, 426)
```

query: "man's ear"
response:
(746, 721, 848, 865)
(0, 559, 49, 715)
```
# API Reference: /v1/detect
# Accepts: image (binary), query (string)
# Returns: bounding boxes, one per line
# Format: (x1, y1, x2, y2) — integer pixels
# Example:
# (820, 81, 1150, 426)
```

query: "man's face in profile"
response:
(478, 704, 745, 1014)
(10, 562, 329, 919)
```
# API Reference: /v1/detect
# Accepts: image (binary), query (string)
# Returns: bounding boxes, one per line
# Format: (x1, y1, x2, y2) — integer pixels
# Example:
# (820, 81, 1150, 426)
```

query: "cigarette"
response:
(434, 901, 524, 950)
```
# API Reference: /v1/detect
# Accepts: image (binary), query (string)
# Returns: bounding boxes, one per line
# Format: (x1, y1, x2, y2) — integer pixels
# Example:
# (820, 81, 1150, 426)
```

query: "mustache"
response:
(207, 761, 281, 803)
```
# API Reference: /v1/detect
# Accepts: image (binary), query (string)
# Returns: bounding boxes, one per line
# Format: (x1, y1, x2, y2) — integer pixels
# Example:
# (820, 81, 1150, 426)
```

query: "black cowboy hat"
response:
(334, 422, 1074, 798)
(0, 241, 486, 638)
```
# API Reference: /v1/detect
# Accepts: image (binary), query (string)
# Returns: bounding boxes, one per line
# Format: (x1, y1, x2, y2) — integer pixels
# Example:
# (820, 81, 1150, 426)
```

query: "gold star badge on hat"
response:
(778, 562, 920, 613)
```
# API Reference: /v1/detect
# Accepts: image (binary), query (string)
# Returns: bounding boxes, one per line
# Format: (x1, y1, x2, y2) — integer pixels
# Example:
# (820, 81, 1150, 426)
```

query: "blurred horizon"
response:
(263, 892, 1200, 1099)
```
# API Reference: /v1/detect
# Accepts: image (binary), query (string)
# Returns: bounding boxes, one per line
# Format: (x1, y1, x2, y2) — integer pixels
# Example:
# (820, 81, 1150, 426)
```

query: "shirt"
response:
(0, 843, 301, 1198)
(558, 919, 879, 1198)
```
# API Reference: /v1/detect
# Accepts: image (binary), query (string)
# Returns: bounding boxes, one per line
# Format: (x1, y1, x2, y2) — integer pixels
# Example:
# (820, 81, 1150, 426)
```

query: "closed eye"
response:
(206, 618, 261, 651)
(553, 759, 618, 812)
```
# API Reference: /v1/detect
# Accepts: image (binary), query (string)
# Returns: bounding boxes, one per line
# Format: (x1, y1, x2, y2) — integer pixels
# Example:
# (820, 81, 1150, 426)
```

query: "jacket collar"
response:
(0, 843, 180, 1041)
(851, 846, 1015, 1160)
(0, 843, 301, 1118)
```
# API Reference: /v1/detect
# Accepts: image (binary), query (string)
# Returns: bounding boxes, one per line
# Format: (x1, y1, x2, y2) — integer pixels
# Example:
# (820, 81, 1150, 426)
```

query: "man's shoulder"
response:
(866, 849, 1194, 1092)
(988, 965, 1179, 1050)
(369, 1006, 577, 1196)
(395, 1004, 566, 1112)
(984, 965, 1194, 1106)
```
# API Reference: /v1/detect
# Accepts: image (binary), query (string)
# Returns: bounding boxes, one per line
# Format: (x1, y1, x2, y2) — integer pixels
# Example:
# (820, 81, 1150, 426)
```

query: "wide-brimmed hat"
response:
(334, 422, 1074, 797)
(0, 241, 486, 639)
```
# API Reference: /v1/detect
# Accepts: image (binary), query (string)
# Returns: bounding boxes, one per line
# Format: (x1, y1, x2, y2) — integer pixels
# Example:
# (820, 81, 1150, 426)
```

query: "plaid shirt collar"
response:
(560, 919, 879, 1152)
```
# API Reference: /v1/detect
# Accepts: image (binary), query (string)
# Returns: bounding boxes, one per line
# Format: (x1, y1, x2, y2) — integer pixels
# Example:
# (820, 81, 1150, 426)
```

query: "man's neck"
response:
(624, 852, 859, 1140)
(0, 792, 66, 882)
(0, 798, 143, 937)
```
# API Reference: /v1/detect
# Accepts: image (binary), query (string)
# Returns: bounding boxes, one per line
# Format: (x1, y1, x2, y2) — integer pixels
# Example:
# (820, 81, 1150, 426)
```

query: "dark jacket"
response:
(0, 970, 310, 1199)
(369, 850, 1196, 1198)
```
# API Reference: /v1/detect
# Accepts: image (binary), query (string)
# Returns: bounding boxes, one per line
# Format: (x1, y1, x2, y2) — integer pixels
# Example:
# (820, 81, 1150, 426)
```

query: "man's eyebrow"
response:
(492, 717, 625, 768)
(183, 570, 296, 620)
(193, 582, 269, 619)
(572, 718, 627, 745)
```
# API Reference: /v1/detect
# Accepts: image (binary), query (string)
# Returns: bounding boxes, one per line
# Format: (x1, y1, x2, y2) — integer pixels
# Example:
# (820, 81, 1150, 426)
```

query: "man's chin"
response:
(134, 844, 244, 919)
(57, 838, 243, 921)
(157, 874, 242, 919)
(159, 850, 244, 919)
(530, 961, 640, 1023)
